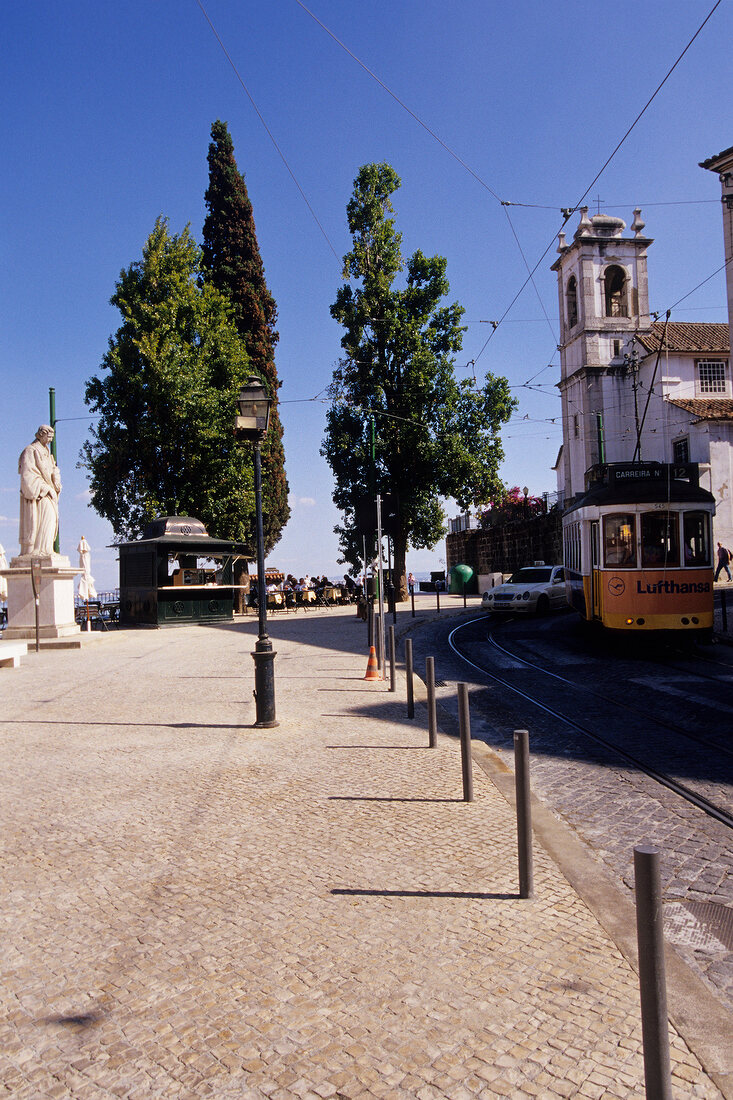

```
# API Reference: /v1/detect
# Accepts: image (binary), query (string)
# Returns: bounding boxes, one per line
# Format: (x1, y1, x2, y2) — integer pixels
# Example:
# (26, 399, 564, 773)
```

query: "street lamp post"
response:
(235, 376, 278, 728)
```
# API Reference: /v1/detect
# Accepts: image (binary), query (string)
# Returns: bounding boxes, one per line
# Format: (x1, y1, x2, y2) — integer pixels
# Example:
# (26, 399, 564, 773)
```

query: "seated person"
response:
(643, 543, 664, 565)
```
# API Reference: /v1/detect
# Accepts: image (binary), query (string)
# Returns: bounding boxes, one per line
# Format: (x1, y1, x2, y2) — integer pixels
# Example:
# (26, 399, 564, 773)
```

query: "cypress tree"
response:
(202, 120, 290, 554)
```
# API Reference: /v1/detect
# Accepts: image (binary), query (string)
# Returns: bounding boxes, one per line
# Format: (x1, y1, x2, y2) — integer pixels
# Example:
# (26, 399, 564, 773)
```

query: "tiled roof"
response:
(666, 397, 733, 421)
(637, 321, 729, 354)
(699, 145, 733, 170)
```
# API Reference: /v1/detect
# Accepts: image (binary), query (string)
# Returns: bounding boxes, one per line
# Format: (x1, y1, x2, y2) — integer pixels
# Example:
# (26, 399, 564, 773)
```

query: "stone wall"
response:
(446, 511, 563, 578)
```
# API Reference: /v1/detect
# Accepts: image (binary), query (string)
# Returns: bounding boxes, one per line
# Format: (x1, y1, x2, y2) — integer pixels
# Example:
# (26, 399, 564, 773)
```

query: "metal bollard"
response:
(368, 599, 374, 648)
(436, 586, 441, 613)
(457, 683, 474, 802)
(375, 612, 383, 671)
(634, 845, 673, 1100)
(426, 656, 437, 747)
(405, 637, 415, 719)
(723, 588, 728, 633)
(389, 625, 396, 693)
(514, 730, 534, 899)
(411, 587, 415, 618)
(463, 580, 467, 608)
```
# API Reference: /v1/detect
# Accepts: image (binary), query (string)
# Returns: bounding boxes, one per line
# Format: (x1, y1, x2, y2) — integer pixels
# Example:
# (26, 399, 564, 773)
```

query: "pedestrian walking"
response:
(407, 571, 415, 596)
(714, 541, 732, 582)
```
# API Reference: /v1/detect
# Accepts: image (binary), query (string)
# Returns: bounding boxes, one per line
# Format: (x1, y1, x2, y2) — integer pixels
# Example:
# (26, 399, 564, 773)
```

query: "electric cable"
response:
(506, 198, 719, 211)
(471, 0, 725, 365)
(293, 0, 504, 204)
(295, 0, 724, 366)
(195, 0, 340, 262)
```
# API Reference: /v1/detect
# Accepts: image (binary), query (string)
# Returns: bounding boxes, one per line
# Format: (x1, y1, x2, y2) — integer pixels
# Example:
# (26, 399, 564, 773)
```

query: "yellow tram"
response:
(563, 462, 715, 636)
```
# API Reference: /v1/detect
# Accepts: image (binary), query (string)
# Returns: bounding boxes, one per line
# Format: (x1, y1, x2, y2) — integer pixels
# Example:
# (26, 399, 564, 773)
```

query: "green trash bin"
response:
(449, 564, 475, 594)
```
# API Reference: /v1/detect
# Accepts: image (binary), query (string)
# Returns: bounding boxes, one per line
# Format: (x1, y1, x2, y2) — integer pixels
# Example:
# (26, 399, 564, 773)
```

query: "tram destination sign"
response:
(606, 462, 698, 485)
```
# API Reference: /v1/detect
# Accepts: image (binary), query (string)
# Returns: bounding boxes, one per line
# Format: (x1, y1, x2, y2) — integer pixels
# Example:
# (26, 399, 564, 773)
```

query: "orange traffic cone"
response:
(364, 645, 381, 681)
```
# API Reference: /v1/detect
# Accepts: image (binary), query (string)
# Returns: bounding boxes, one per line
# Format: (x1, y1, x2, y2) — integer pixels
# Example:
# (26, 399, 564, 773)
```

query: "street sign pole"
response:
(376, 493, 386, 673)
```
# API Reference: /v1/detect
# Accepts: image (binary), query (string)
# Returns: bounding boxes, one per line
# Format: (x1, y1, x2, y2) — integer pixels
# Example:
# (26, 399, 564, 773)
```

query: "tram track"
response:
(487, 630, 733, 761)
(447, 616, 733, 832)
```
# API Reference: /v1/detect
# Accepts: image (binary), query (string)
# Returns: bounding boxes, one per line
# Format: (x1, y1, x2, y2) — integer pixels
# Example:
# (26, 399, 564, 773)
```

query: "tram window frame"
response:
(563, 520, 582, 572)
(682, 511, 710, 567)
(641, 511, 680, 568)
(603, 514, 636, 568)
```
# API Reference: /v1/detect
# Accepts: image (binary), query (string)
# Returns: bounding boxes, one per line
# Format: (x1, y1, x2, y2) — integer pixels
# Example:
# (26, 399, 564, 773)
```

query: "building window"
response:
(672, 437, 689, 464)
(604, 265, 628, 317)
(566, 275, 578, 328)
(696, 359, 728, 394)
(573, 414, 579, 437)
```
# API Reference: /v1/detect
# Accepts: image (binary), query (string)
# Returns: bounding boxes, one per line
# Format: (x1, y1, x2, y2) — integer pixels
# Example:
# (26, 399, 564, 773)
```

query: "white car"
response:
(481, 564, 567, 615)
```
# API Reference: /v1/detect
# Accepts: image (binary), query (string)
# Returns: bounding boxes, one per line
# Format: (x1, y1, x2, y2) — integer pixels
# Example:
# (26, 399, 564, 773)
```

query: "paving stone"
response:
(0, 613, 726, 1099)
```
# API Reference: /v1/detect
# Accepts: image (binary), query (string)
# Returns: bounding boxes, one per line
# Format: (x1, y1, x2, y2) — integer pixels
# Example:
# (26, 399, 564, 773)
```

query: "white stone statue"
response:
(18, 425, 61, 557)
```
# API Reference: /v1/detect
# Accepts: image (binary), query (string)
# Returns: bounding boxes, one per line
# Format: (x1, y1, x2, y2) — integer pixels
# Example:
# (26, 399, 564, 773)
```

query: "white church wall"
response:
(710, 433, 733, 550)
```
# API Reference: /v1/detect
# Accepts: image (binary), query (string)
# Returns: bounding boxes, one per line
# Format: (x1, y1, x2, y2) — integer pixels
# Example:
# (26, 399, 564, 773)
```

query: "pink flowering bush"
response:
(478, 486, 544, 528)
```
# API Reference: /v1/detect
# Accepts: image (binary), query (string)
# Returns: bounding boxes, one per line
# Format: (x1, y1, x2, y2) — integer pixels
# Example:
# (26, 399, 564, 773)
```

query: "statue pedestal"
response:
(0, 556, 81, 640)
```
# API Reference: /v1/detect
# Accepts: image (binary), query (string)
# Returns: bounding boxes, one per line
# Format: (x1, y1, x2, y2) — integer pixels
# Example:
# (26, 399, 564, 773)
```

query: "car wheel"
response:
(536, 594, 550, 616)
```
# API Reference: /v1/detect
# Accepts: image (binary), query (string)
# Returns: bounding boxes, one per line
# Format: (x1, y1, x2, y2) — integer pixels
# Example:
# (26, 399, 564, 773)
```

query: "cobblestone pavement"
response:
(408, 609, 733, 1036)
(0, 609, 729, 1098)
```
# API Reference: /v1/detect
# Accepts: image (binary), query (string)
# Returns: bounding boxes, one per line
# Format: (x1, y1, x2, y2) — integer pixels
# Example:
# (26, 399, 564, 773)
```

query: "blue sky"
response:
(2, 0, 731, 590)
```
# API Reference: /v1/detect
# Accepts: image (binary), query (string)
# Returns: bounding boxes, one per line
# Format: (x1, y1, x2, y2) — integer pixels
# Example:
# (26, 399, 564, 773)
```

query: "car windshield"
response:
(509, 568, 552, 584)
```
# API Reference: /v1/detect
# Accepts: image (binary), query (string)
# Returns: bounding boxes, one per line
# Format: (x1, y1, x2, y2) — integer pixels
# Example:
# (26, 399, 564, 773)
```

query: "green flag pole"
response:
(49, 388, 60, 553)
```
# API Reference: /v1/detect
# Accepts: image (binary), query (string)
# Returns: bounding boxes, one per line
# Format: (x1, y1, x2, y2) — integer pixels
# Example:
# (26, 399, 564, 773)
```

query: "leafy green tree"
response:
(82, 217, 257, 545)
(202, 120, 289, 552)
(323, 163, 516, 597)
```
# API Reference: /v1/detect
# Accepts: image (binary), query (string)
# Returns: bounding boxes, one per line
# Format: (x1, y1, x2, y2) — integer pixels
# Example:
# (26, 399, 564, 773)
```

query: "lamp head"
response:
(234, 375, 272, 441)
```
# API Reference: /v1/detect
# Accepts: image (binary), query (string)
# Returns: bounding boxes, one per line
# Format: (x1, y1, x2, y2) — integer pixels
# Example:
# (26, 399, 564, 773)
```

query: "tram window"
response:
(564, 521, 582, 572)
(683, 511, 710, 566)
(604, 515, 636, 567)
(641, 512, 679, 567)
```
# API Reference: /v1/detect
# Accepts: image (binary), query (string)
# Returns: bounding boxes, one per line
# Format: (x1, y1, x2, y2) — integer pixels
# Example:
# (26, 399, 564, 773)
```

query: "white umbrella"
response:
(77, 536, 97, 605)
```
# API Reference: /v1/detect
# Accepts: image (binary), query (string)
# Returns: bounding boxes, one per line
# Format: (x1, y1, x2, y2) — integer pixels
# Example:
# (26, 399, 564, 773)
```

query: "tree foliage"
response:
(202, 120, 289, 552)
(322, 163, 516, 594)
(82, 217, 257, 545)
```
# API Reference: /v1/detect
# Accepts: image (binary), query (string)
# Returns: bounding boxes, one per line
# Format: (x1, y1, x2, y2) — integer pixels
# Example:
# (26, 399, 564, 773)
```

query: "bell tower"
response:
(552, 207, 653, 500)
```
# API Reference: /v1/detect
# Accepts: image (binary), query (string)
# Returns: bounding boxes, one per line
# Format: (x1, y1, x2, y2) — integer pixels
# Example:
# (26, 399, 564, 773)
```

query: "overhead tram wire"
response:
(202, 0, 725, 446)
(293, 0, 504, 205)
(294, 0, 724, 371)
(505, 198, 719, 212)
(469, 0, 727, 367)
(667, 254, 733, 312)
(194, 0, 340, 264)
(294, 0, 561, 347)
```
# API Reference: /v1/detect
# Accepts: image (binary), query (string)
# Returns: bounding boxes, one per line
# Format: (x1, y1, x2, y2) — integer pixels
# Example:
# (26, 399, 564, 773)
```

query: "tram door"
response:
(590, 521, 602, 619)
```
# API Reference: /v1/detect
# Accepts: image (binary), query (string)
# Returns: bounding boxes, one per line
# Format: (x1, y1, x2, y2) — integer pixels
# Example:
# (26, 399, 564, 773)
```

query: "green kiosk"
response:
(117, 516, 249, 627)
